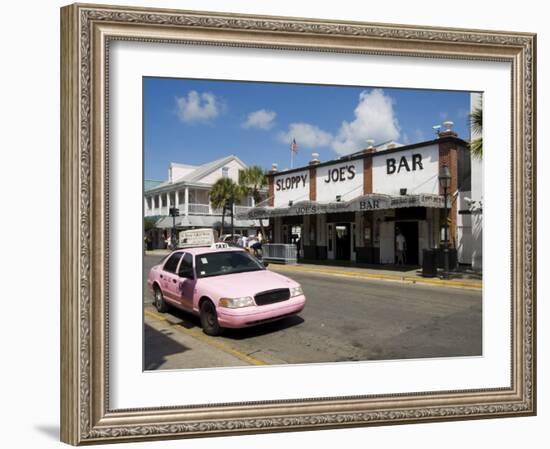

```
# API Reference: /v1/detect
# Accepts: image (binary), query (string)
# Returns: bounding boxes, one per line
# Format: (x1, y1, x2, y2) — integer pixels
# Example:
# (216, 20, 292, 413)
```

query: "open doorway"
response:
(335, 223, 351, 260)
(395, 221, 419, 265)
(290, 225, 302, 259)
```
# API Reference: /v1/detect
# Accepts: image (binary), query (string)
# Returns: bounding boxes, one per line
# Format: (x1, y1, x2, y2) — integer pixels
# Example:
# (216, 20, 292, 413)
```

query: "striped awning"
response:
(236, 193, 447, 220)
(154, 214, 263, 229)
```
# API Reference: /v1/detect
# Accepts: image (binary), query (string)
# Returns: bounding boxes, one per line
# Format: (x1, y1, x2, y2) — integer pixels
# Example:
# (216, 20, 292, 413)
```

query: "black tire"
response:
(200, 300, 223, 336)
(153, 285, 168, 313)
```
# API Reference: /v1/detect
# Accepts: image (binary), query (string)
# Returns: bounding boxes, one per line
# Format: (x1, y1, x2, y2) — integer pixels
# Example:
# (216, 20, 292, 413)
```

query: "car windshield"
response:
(195, 251, 264, 278)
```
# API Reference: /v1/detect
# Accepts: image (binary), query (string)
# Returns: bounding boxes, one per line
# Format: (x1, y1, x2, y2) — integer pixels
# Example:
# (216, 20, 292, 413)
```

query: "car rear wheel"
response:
(153, 286, 168, 313)
(200, 300, 222, 336)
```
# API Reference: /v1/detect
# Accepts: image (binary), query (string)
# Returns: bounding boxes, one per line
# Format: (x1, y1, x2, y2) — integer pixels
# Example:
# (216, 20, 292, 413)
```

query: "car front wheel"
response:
(200, 300, 222, 336)
(153, 285, 168, 313)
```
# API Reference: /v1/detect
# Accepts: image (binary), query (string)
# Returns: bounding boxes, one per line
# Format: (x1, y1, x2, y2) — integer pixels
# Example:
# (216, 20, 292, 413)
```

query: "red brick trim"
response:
(268, 176, 274, 207)
(438, 141, 459, 247)
(309, 166, 317, 201)
(363, 157, 373, 194)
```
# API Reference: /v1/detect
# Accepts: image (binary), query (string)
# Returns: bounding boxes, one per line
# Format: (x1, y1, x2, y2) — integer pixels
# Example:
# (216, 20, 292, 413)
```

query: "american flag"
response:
(290, 138, 297, 154)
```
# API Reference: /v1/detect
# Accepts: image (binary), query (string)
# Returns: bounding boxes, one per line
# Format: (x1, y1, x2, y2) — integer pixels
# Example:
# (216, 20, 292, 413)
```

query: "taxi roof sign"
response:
(178, 228, 217, 248)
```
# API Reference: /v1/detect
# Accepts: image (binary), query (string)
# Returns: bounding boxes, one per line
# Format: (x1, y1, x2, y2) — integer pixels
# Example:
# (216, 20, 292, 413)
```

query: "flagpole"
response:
(290, 137, 296, 169)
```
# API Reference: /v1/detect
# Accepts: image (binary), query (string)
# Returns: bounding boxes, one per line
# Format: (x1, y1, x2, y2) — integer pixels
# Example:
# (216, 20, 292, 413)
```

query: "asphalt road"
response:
(143, 255, 482, 370)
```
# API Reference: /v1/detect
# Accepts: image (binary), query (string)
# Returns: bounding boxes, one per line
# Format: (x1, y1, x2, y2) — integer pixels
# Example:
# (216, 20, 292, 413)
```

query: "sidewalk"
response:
(270, 261, 482, 290)
(145, 249, 171, 256)
(145, 249, 482, 290)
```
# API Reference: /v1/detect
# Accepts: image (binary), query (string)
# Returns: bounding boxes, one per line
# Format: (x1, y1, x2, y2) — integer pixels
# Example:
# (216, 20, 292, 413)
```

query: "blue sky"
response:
(144, 77, 473, 180)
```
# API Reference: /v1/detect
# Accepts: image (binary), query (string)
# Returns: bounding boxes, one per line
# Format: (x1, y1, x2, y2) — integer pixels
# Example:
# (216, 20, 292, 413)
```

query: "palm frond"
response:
(469, 107, 483, 136)
(468, 107, 483, 158)
(469, 137, 483, 159)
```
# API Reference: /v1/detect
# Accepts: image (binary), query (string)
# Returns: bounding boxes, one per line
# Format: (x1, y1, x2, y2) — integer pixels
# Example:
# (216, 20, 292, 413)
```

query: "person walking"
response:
(395, 228, 407, 265)
(237, 234, 248, 249)
(248, 235, 261, 257)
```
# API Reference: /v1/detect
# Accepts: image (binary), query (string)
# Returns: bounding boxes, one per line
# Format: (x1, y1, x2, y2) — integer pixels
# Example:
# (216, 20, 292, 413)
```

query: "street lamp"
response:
(438, 164, 451, 279)
(169, 207, 179, 249)
(225, 198, 235, 239)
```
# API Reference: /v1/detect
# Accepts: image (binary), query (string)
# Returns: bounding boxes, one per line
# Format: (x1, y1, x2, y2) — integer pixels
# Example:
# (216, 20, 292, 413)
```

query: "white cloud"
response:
(414, 129, 426, 142)
(175, 90, 222, 123)
(332, 89, 400, 155)
(278, 123, 333, 149)
(242, 109, 276, 130)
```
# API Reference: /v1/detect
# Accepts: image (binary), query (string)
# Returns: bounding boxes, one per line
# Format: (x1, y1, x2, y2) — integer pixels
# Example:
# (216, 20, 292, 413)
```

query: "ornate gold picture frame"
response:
(60, 3, 536, 445)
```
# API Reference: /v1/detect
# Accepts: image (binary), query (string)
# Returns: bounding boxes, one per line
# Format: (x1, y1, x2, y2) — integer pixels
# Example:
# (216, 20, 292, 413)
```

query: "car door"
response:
(176, 252, 196, 311)
(161, 252, 183, 302)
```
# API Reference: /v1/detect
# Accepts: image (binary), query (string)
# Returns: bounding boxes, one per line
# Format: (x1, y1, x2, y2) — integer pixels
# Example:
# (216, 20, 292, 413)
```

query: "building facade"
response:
(144, 155, 264, 249)
(240, 125, 481, 267)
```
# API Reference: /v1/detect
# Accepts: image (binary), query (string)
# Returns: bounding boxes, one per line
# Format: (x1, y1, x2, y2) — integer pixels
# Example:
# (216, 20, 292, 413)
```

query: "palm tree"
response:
(209, 177, 243, 238)
(239, 166, 269, 242)
(469, 107, 483, 159)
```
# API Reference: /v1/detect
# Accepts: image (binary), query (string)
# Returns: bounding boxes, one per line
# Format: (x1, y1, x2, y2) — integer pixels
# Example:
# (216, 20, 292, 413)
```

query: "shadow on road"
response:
(158, 306, 305, 341)
(223, 315, 305, 340)
(144, 323, 191, 370)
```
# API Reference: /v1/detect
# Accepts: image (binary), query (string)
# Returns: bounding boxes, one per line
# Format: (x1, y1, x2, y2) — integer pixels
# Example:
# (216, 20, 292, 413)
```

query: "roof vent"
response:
(438, 120, 458, 137)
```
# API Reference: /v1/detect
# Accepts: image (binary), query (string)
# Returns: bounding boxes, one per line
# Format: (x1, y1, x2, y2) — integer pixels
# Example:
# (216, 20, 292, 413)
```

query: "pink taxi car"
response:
(147, 247, 306, 336)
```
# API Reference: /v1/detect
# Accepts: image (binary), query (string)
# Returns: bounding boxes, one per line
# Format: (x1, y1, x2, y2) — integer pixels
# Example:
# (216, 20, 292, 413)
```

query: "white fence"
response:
(262, 244, 297, 265)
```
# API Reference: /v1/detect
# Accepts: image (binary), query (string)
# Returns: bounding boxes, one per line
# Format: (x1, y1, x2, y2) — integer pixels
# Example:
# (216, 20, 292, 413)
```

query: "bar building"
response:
(240, 122, 482, 267)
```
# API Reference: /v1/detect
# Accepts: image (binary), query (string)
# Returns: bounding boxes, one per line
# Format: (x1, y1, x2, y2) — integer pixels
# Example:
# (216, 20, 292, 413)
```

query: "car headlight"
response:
(290, 286, 303, 297)
(218, 296, 255, 308)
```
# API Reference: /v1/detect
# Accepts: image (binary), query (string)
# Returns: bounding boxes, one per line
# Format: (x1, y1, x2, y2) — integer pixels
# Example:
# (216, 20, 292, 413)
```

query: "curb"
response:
(144, 309, 269, 366)
(270, 265, 482, 290)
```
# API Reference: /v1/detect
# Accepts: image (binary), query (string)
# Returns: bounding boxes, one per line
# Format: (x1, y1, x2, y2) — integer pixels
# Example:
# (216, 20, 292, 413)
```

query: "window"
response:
(222, 167, 229, 178)
(179, 253, 193, 275)
(195, 251, 263, 278)
(163, 252, 183, 273)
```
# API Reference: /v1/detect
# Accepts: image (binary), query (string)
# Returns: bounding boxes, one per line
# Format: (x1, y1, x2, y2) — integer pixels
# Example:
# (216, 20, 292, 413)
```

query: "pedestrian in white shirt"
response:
(395, 228, 407, 265)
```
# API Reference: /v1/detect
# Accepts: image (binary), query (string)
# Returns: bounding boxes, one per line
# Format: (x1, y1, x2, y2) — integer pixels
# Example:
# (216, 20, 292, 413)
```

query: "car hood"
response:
(197, 269, 299, 298)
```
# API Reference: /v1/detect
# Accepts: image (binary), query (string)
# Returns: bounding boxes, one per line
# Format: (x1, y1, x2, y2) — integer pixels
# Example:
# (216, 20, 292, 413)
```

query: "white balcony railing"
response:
(145, 203, 254, 217)
(188, 203, 210, 214)
(234, 205, 252, 215)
